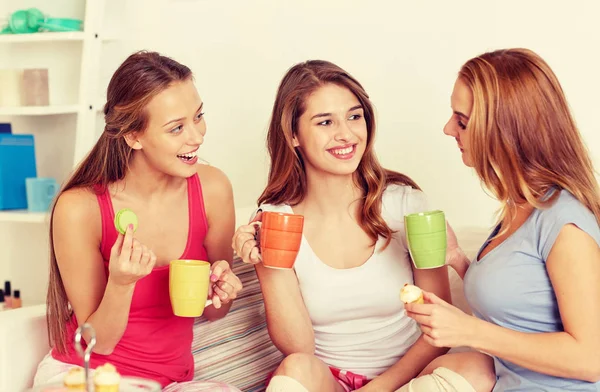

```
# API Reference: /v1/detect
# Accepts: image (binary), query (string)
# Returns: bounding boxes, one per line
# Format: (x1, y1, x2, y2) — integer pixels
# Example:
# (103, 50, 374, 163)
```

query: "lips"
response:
(177, 147, 199, 164)
(327, 144, 356, 160)
(456, 140, 464, 152)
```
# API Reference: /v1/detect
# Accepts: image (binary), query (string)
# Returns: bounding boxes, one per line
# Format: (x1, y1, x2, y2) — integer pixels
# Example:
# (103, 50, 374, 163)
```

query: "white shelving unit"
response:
(0, 210, 47, 223)
(0, 0, 107, 224)
(0, 104, 80, 116)
(0, 31, 85, 43)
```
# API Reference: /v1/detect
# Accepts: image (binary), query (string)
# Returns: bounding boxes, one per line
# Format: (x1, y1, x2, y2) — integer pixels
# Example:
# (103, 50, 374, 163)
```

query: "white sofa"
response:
(0, 305, 49, 392)
(0, 214, 489, 392)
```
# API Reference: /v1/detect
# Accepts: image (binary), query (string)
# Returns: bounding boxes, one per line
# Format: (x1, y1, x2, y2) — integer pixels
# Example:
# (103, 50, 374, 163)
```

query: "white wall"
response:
(112, 0, 600, 228)
(1, 0, 599, 306)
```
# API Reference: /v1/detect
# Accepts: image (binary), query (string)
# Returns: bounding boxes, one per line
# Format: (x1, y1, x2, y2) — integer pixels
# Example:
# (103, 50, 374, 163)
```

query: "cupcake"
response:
(94, 363, 121, 392)
(63, 368, 85, 390)
(400, 284, 424, 304)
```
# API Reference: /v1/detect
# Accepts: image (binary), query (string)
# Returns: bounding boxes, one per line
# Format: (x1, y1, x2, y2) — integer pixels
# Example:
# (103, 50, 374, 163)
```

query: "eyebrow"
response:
(310, 104, 363, 120)
(454, 110, 470, 120)
(162, 103, 204, 127)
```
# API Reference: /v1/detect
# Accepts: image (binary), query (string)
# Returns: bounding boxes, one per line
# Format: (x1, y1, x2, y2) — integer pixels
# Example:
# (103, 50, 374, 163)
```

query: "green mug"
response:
(405, 210, 447, 269)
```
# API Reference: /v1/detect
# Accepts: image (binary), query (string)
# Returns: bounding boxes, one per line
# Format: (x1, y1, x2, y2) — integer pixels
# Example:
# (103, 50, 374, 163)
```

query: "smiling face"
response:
(443, 77, 474, 167)
(292, 83, 368, 178)
(128, 79, 206, 178)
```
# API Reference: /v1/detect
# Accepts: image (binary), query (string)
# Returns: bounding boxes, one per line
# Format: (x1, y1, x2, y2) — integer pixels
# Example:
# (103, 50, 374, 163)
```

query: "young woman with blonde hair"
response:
(231, 60, 486, 392)
(405, 48, 600, 391)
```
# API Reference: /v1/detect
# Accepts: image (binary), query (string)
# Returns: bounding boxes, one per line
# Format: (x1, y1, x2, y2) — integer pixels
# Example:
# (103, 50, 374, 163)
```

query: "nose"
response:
(189, 120, 206, 145)
(334, 120, 352, 142)
(443, 118, 457, 138)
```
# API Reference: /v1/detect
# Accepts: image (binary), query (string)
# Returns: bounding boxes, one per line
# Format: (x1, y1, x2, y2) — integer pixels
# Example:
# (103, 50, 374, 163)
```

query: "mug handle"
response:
(205, 266, 219, 307)
(253, 221, 263, 261)
(249, 210, 263, 261)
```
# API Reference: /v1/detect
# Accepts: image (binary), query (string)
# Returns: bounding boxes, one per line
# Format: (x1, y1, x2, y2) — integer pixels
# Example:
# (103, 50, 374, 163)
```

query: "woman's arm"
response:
(255, 264, 315, 355)
(445, 223, 471, 279)
(232, 208, 314, 354)
(408, 224, 600, 382)
(470, 224, 600, 382)
(54, 189, 154, 355)
(197, 165, 241, 320)
(364, 266, 452, 391)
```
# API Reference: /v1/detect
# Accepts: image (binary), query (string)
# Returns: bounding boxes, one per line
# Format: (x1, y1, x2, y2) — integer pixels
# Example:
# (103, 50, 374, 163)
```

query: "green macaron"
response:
(114, 208, 138, 235)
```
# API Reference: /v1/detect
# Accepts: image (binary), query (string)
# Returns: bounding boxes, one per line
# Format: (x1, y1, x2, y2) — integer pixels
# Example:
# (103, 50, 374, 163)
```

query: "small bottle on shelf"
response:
(12, 290, 21, 309)
(4, 281, 11, 309)
(0, 289, 4, 311)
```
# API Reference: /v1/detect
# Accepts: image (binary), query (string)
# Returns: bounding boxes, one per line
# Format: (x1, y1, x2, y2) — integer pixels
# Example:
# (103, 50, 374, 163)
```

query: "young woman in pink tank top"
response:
(33, 51, 243, 391)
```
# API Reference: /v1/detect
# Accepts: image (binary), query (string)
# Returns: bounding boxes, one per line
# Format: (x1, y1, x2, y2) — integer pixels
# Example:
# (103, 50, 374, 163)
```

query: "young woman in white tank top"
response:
(232, 60, 472, 392)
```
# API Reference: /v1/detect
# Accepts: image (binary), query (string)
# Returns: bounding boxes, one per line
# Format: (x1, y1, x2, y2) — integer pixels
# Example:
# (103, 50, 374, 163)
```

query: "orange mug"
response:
(260, 211, 304, 269)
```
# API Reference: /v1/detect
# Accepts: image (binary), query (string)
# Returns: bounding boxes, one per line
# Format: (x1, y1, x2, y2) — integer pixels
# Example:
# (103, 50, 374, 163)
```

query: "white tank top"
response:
(261, 184, 428, 378)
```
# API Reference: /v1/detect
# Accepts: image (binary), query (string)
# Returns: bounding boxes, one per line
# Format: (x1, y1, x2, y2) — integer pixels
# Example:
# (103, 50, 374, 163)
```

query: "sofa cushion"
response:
(192, 259, 282, 392)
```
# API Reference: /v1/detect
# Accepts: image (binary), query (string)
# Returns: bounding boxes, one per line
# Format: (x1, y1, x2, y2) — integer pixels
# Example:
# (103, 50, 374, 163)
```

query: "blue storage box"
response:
(0, 134, 37, 210)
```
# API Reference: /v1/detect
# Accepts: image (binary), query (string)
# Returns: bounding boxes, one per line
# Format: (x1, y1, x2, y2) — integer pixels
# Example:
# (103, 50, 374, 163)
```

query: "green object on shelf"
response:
(1, 8, 82, 34)
(7, 8, 44, 34)
(40, 18, 83, 32)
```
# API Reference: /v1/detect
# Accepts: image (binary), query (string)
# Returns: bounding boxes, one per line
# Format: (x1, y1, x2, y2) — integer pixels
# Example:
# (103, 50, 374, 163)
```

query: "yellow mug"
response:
(169, 260, 213, 317)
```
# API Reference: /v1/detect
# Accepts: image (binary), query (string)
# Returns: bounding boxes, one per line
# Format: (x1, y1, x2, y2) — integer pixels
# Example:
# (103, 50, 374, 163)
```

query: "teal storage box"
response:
(0, 134, 37, 210)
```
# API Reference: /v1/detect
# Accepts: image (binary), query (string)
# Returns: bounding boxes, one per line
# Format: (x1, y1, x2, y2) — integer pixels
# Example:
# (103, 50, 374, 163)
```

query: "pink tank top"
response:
(52, 174, 209, 387)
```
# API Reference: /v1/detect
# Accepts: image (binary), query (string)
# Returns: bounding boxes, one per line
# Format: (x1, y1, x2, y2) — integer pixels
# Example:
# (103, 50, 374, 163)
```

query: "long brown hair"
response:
(258, 60, 419, 248)
(459, 48, 600, 229)
(47, 51, 192, 353)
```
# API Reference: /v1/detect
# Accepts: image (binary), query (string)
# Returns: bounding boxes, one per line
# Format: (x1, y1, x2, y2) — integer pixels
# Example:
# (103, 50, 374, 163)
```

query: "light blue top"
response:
(464, 189, 600, 391)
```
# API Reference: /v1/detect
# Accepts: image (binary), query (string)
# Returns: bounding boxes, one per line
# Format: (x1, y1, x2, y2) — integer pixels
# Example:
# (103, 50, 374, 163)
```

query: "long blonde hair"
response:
(459, 48, 600, 228)
(258, 60, 419, 248)
(47, 51, 193, 354)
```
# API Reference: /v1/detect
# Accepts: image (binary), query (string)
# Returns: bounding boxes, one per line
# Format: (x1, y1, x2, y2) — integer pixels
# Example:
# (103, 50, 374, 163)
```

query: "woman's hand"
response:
(445, 222, 470, 278)
(231, 211, 262, 264)
(405, 290, 480, 348)
(209, 260, 243, 308)
(108, 224, 157, 287)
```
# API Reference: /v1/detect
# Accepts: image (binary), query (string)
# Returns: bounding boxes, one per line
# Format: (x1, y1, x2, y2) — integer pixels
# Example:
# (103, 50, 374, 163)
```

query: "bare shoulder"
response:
(53, 187, 101, 238)
(196, 164, 233, 199)
(196, 164, 233, 227)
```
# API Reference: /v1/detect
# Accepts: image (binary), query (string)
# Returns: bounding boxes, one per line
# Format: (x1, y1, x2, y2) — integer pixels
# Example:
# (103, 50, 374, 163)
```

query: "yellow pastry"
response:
(94, 363, 121, 392)
(400, 283, 424, 304)
(63, 367, 85, 390)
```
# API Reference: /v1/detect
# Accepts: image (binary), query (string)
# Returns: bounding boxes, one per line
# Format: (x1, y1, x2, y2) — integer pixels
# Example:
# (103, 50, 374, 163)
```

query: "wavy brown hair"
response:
(47, 51, 192, 353)
(459, 48, 600, 229)
(258, 60, 419, 248)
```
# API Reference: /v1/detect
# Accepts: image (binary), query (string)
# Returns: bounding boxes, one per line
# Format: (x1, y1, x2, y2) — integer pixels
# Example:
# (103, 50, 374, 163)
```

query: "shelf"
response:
(0, 105, 79, 116)
(0, 32, 85, 43)
(0, 210, 48, 223)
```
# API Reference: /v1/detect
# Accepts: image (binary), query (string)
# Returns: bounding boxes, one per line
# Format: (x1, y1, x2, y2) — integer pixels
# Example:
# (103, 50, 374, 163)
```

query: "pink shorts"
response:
(266, 367, 369, 392)
(329, 367, 369, 391)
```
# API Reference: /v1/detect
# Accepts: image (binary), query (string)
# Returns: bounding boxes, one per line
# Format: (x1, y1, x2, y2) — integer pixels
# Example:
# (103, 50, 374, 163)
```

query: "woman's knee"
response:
(420, 353, 454, 375)
(276, 353, 321, 379)
(273, 353, 339, 391)
(422, 352, 496, 392)
(456, 353, 495, 392)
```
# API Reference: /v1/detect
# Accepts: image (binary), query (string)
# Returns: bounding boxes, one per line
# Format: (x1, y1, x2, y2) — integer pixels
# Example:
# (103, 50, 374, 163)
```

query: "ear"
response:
(124, 133, 143, 150)
(292, 134, 300, 147)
